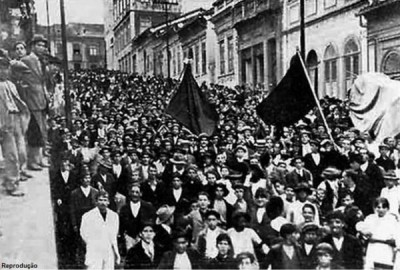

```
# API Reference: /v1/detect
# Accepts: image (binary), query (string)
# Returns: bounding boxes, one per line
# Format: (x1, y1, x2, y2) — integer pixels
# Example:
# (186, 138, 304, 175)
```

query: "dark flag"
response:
(166, 64, 218, 135)
(256, 53, 316, 125)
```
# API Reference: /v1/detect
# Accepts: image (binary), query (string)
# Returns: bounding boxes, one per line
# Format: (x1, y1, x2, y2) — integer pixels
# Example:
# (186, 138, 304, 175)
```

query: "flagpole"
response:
(297, 51, 335, 143)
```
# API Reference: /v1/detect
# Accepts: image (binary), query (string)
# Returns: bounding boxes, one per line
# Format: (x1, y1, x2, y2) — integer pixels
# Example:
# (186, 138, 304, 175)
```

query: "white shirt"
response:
(360, 162, 368, 172)
(161, 223, 171, 234)
(80, 186, 91, 197)
(205, 228, 219, 259)
(113, 164, 122, 178)
(173, 188, 182, 202)
(304, 243, 314, 255)
(174, 252, 192, 270)
(256, 208, 266, 224)
(141, 241, 155, 261)
(61, 170, 70, 183)
(227, 227, 262, 256)
(302, 143, 312, 156)
(311, 153, 320, 165)
(130, 201, 141, 218)
(380, 186, 400, 216)
(332, 236, 344, 251)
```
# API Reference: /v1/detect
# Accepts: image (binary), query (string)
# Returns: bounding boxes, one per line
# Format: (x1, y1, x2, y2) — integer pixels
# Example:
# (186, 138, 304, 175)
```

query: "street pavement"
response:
(0, 168, 58, 269)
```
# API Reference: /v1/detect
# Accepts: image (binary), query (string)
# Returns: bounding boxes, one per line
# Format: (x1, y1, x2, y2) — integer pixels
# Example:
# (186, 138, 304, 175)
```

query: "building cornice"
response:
(282, 1, 366, 35)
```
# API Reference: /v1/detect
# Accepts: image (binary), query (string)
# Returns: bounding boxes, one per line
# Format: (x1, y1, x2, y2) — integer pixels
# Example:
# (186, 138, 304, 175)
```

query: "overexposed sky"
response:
(35, 0, 214, 26)
(35, 0, 105, 25)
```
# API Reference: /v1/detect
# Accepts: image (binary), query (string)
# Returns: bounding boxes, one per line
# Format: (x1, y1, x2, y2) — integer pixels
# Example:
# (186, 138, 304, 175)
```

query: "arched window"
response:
(383, 51, 400, 77)
(324, 44, 338, 97)
(306, 50, 319, 96)
(344, 39, 360, 91)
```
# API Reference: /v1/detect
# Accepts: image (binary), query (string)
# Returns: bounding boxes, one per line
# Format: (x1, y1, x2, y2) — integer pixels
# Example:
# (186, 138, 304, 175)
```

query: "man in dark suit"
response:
(125, 222, 163, 269)
(162, 174, 191, 217)
(91, 159, 118, 210)
(51, 156, 78, 269)
(304, 140, 325, 187)
(20, 35, 50, 170)
(141, 164, 166, 208)
(248, 188, 270, 245)
(69, 172, 99, 268)
(299, 223, 320, 269)
(162, 153, 187, 187)
(375, 143, 396, 172)
(119, 183, 156, 254)
(158, 230, 203, 269)
(321, 211, 363, 269)
(286, 156, 313, 187)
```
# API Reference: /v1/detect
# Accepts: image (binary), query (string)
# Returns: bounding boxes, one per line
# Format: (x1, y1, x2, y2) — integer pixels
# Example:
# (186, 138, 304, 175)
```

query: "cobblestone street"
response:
(0, 169, 57, 269)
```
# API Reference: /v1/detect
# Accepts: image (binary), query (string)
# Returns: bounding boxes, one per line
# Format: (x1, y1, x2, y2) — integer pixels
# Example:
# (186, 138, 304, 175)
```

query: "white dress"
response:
(356, 213, 400, 269)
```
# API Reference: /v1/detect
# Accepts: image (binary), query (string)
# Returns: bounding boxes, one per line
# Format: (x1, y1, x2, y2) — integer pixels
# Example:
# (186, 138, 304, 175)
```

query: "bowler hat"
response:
(169, 154, 187, 165)
(321, 167, 341, 180)
(205, 209, 221, 220)
(294, 183, 312, 194)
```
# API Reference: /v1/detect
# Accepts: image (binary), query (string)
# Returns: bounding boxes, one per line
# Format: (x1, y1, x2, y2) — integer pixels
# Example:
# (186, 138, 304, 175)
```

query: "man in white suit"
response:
(80, 191, 121, 269)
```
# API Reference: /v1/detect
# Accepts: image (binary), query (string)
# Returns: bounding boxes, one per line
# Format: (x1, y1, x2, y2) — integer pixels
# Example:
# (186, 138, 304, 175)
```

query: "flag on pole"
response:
(166, 64, 218, 135)
(256, 53, 316, 126)
(349, 72, 400, 143)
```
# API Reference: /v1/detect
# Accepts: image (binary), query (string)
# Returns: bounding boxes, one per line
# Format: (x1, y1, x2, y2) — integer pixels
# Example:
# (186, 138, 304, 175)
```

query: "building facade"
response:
(132, 9, 216, 83)
(359, 0, 400, 79)
(37, 23, 106, 70)
(282, 0, 368, 99)
(111, 0, 182, 73)
(104, 0, 118, 70)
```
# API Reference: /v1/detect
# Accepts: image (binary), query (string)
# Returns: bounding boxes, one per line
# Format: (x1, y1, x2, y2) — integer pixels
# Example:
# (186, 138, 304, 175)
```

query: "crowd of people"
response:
(3, 34, 400, 270)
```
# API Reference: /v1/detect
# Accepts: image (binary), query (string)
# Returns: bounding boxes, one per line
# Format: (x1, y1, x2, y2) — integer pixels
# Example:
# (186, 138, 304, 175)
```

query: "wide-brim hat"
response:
(384, 170, 399, 181)
(30, 34, 48, 45)
(294, 182, 312, 194)
(98, 158, 112, 169)
(234, 145, 247, 153)
(156, 205, 176, 225)
(379, 143, 390, 150)
(169, 154, 187, 165)
(321, 167, 341, 180)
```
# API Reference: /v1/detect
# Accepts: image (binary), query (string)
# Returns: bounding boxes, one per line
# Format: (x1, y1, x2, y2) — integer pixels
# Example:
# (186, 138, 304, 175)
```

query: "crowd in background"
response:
(47, 68, 400, 270)
(3, 34, 400, 269)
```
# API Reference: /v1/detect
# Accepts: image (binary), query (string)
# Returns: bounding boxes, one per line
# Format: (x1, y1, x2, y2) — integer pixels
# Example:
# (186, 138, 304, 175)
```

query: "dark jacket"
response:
(205, 254, 236, 269)
(124, 240, 163, 269)
(285, 169, 313, 188)
(248, 206, 271, 244)
(157, 249, 203, 269)
(320, 234, 364, 269)
(141, 180, 167, 208)
(263, 243, 305, 269)
(119, 200, 156, 240)
(69, 186, 99, 229)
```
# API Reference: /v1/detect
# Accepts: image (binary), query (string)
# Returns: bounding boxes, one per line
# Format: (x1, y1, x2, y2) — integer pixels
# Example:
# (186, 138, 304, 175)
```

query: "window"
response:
(177, 50, 181, 74)
(289, 3, 299, 24)
(89, 45, 99, 56)
(324, 0, 336, 9)
(55, 42, 62, 54)
(306, 50, 319, 95)
(219, 40, 225, 75)
(306, 0, 317, 16)
(73, 43, 81, 55)
(383, 51, 400, 75)
(195, 45, 200, 75)
(324, 44, 338, 96)
(227, 36, 234, 73)
(201, 41, 207, 75)
(139, 17, 152, 34)
(344, 39, 360, 90)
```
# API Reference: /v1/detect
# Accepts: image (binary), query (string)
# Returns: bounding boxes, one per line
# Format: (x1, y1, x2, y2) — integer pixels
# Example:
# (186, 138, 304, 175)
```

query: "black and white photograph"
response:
(1, 0, 400, 269)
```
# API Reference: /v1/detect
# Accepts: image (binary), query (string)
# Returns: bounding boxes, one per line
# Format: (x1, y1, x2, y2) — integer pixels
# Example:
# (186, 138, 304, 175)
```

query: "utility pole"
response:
(60, 0, 71, 129)
(46, 0, 51, 53)
(154, 0, 179, 79)
(300, 0, 306, 61)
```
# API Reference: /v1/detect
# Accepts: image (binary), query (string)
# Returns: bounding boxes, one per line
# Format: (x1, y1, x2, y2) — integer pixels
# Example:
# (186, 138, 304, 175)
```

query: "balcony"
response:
(232, 0, 280, 27)
(72, 53, 82, 62)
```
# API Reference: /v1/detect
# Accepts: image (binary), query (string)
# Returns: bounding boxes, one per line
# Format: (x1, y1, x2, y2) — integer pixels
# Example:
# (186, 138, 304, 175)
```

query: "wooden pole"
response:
(46, 0, 51, 53)
(60, 0, 71, 129)
(300, 0, 306, 60)
(297, 51, 335, 144)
